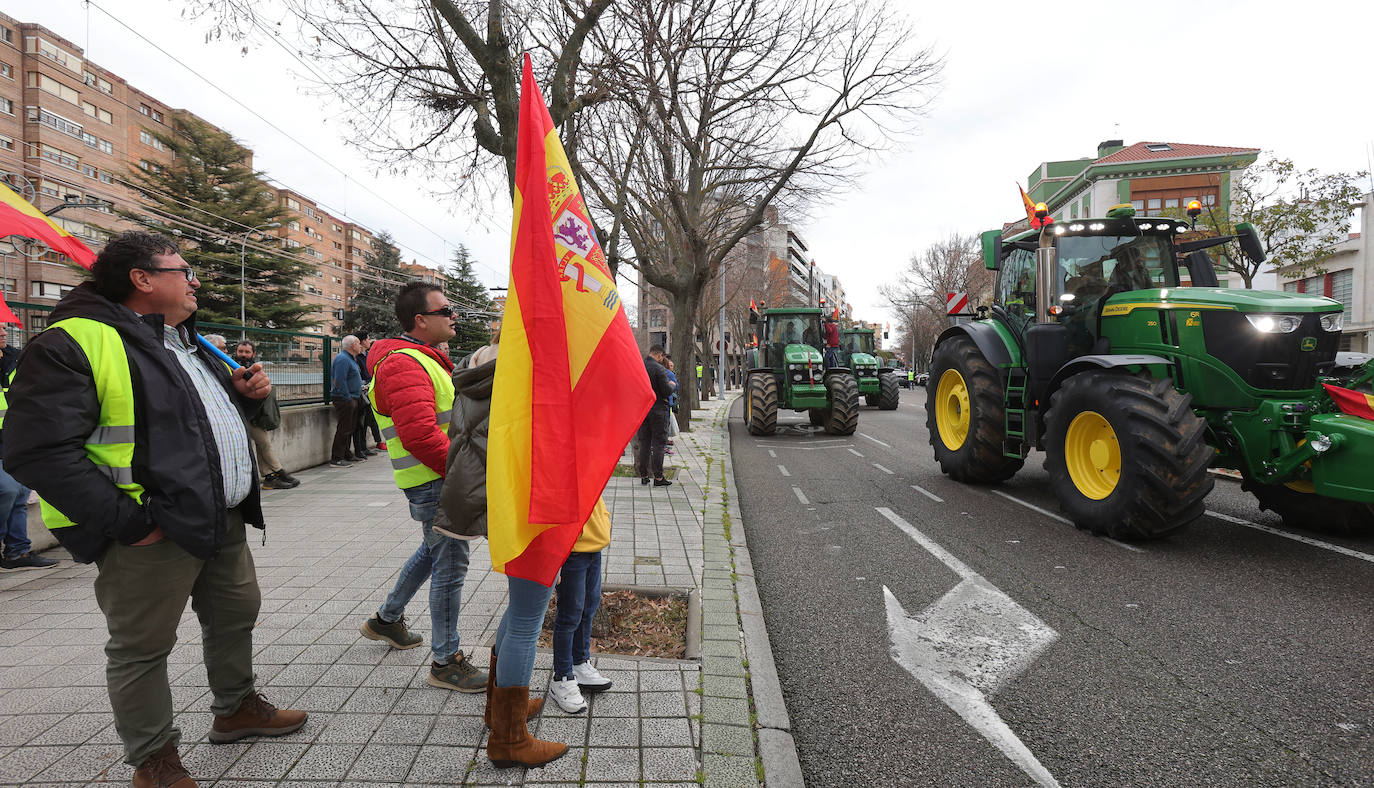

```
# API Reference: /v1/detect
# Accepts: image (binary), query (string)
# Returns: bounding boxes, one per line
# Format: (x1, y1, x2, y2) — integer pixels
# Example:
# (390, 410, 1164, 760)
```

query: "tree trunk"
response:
(670, 287, 702, 432)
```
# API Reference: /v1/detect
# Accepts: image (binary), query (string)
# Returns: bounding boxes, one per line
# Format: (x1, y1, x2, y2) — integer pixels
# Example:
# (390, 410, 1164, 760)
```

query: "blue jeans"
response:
(0, 440, 32, 559)
(493, 575, 554, 688)
(553, 551, 603, 680)
(378, 479, 471, 664)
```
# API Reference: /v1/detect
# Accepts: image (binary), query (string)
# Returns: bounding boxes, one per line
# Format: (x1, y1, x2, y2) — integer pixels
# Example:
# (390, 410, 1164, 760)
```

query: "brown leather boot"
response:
(208, 691, 308, 743)
(486, 685, 567, 768)
(483, 647, 543, 727)
(132, 740, 196, 788)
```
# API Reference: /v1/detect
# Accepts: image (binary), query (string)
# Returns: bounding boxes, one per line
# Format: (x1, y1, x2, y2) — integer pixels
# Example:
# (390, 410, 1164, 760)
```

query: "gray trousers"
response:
(93, 511, 260, 766)
(247, 423, 283, 475)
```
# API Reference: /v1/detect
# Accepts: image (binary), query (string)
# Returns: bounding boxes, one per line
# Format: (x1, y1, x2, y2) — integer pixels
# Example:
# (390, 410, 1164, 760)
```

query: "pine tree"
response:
(123, 113, 313, 329)
(444, 244, 496, 353)
(343, 231, 406, 338)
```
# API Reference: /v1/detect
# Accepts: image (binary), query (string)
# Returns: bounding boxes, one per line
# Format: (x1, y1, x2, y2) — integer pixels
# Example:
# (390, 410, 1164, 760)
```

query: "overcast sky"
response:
(17, 0, 1374, 336)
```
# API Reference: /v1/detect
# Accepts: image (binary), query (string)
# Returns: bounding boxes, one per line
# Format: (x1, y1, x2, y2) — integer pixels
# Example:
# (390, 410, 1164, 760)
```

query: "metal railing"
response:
(4, 300, 338, 404)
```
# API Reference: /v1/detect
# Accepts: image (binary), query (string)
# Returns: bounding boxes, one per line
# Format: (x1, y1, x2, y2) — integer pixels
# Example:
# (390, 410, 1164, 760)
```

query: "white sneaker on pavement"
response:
(572, 661, 613, 694)
(550, 677, 587, 713)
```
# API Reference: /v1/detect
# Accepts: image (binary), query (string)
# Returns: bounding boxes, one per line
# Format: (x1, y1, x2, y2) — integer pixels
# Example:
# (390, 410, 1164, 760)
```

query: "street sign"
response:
(946, 292, 968, 315)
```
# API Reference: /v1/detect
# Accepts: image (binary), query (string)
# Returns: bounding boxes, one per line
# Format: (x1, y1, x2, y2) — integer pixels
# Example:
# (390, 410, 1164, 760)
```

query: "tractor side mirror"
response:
(748, 311, 758, 325)
(981, 229, 1004, 270)
(1235, 222, 1266, 264)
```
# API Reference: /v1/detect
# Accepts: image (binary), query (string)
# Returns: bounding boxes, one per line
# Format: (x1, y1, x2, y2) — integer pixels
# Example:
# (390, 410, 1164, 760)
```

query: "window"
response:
(0, 28, 12, 44)
(138, 129, 164, 150)
(1145, 143, 1173, 152)
(30, 280, 74, 299)
(28, 72, 80, 104)
(996, 247, 1037, 322)
(285, 238, 301, 249)
(1131, 199, 1144, 211)
(138, 103, 150, 116)
(649, 310, 666, 328)
(99, 171, 112, 184)
(98, 139, 113, 155)
(331, 223, 342, 233)
(82, 71, 112, 94)
(151, 109, 163, 123)
(0, 277, 15, 294)
(287, 220, 300, 230)
(29, 106, 83, 137)
(1330, 269, 1353, 317)
(37, 144, 80, 169)
(304, 206, 317, 219)
(0, 97, 10, 115)
(0, 62, 10, 79)
(81, 102, 113, 124)
(332, 241, 342, 250)
(286, 197, 300, 210)
(29, 314, 48, 333)
(25, 36, 81, 73)
(0, 134, 11, 151)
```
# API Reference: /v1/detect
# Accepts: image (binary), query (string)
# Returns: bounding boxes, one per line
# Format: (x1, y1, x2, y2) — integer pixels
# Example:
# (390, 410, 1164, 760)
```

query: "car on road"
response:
(915, 372, 929, 387)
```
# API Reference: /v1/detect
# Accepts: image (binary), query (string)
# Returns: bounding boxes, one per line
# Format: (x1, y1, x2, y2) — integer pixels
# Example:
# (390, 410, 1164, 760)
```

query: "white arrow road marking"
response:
(877, 507, 1061, 788)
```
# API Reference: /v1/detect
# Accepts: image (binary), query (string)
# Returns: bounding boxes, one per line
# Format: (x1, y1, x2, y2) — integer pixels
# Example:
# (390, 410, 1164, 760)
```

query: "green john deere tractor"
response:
(926, 203, 1374, 538)
(744, 306, 860, 436)
(841, 328, 900, 410)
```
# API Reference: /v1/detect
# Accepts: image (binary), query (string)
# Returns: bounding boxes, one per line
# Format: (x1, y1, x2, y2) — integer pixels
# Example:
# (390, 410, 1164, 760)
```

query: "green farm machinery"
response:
(841, 328, 900, 410)
(744, 306, 860, 436)
(926, 203, 1374, 538)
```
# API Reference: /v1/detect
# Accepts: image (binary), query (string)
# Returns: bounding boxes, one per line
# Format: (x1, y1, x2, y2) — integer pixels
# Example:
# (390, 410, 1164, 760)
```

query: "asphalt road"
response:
(729, 387, 1374, 787)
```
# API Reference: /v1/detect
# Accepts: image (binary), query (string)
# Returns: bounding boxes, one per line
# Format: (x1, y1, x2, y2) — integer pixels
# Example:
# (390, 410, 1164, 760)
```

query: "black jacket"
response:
(434, 356, 494, 539)
(3, 283, 266, 563)
(645, 356, 673, 413)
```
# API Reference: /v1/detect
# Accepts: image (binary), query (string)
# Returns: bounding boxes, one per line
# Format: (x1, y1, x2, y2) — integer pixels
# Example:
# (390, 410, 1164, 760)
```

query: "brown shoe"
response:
(208, 691, 308, 744)
(483, 646, 543, 727)
(133, 740, 196, 788)
(487, 685, 567, 768)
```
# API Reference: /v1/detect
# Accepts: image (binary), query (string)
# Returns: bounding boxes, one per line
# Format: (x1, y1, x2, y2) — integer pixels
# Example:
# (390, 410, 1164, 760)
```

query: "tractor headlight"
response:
(1319, 313, 1343, 332)
(792, 373, 804, 382)
(1246, 314, 1302, 333)
(811, 368, 824, 381)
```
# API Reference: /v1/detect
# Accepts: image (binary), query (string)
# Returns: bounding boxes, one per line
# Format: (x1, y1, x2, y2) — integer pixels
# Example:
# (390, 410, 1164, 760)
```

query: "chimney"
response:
(1096, 139, 1125, 158)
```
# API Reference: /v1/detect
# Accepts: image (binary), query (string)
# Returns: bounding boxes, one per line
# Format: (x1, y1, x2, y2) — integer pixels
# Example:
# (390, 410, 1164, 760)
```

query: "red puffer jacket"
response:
(367, 337, 454, 477)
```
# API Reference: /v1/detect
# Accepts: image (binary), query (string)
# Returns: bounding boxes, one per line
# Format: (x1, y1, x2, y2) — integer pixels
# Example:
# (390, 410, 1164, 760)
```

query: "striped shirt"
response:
(163, 326, 253, 507)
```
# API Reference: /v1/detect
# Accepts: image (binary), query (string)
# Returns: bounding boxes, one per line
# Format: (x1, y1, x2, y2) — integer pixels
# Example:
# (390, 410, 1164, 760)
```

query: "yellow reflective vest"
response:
(370, 348, 456, 490)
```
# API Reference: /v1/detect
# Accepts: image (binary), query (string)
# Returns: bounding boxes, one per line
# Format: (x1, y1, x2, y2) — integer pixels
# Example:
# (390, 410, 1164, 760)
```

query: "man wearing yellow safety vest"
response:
(3, 232, 307, 787)
(358, 280, 489, 693)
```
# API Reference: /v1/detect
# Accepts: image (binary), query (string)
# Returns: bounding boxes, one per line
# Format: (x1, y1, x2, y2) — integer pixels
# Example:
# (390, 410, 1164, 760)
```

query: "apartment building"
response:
(0, 12, 399, 347)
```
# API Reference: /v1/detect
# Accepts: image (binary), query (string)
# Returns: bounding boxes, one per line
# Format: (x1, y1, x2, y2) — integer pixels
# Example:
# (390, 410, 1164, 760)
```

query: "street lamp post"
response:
(240, 222, 280, 340)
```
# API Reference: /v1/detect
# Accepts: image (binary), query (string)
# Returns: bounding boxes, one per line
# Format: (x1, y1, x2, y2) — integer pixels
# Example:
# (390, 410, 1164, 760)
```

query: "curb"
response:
(708, 395, 805, 788)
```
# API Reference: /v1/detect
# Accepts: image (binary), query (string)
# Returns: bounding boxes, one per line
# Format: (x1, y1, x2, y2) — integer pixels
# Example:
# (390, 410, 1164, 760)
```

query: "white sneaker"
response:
(550, 677, 587, 713)
(572, 661, 614, 694)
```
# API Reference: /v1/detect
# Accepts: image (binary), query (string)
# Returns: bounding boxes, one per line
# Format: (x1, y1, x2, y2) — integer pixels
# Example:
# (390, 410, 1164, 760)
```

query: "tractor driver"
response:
(779, 320, 800, 345)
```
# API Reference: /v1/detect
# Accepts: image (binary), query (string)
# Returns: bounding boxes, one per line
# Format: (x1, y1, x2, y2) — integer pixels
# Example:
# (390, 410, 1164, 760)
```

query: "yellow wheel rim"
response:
(1065, 411, 1120, 500)
(934, 369, 971, 450)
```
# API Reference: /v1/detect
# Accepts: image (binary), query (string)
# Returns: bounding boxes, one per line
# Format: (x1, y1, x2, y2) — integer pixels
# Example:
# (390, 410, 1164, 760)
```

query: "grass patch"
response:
(539, 588, 689, 659)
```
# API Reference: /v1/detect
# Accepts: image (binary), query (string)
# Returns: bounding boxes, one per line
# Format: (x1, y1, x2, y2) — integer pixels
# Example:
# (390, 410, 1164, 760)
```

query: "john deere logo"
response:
(1300, 337, 1318, 352)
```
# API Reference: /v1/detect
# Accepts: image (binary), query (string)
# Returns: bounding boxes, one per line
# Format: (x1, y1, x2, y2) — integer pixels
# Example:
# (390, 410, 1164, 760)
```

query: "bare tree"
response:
(577, 0, 940, 427)
(880, 233, 990, 321)
(186, 0, 614, 202)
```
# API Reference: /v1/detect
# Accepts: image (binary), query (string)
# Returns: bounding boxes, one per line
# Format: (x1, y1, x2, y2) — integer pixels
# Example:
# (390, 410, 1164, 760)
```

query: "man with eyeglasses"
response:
(357, 280, 489, 693)
(3, 231, 307, 787)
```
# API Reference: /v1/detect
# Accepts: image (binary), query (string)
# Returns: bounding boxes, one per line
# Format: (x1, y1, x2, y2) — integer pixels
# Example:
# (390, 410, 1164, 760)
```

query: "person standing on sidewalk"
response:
(548, 499, 615, 713)
(234, 340, 299, 490)
(353, 334, 384, 455)
(1, 354, 58, 573)
(329, 335, 363, 467)
(357, 281, 488, 693)
(3, 231, 306, 787)
(637, 345, 675, 487)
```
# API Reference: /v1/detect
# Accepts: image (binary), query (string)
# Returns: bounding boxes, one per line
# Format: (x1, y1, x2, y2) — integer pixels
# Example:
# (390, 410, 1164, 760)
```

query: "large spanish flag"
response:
(487, 56, 655, 585)
(0, 183, 96, 268)
(1323, 383, 1374, 421)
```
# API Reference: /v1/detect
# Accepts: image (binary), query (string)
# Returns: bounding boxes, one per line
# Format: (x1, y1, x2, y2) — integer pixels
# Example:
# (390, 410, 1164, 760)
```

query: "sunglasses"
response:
(419, 306, 456, 318)
(143, 266, 197, 282)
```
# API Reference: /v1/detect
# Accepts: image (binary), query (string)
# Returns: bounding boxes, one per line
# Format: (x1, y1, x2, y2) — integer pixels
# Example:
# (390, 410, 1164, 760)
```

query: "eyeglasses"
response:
(418, 306, 455, 318)
(143, 266, 197, 282)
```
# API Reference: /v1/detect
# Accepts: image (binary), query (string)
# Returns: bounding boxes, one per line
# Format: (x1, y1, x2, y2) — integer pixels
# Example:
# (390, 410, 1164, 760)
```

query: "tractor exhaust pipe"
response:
(1035, 244, 1056, 323)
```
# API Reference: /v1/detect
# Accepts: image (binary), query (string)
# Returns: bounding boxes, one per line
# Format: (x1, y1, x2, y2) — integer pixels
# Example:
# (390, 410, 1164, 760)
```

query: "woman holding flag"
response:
(475, 57, 655, 768)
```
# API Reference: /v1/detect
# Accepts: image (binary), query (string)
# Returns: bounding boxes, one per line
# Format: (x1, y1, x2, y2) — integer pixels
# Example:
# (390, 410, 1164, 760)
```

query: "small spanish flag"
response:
(1323, 383, 1374, 421)
(1019, 184, 1040, 228)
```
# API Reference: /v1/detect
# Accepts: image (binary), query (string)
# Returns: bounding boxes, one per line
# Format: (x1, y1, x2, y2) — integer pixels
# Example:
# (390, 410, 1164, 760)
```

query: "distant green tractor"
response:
(841, 328, 900, 410)
(744, 306, 859, 435)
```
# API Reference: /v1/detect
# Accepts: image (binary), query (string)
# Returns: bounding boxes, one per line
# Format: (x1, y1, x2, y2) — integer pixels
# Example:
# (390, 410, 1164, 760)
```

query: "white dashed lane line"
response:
(859, 432, 892, 448)
(873, 463, 894, 475)
(768, 450, 777, 458)
(911, 484, 944, 503)
(792, 486, 810, 505)
(848, 448, 865, 457)
(990, 490, 1144, 553)
(1206, 510, 1374, 564)
(778, 465, 791, 477)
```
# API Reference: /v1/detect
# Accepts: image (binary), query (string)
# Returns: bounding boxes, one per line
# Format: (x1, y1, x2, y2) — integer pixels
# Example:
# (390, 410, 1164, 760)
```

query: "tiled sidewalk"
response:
(0, 394, 783, 787)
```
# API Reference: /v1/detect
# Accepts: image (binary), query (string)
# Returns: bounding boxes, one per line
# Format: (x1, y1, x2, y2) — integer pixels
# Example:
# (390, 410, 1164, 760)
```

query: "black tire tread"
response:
(1043, 373, 1212, 539)
(925, 337, 1023, 483)
(746, 373, 778, 436)
(824, 375, 859, 435)
(877, 374, 900, 410)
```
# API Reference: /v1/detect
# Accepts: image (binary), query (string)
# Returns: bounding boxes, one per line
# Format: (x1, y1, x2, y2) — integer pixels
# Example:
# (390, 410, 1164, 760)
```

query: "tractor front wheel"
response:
(925, 337, 1022, 483)
(864, 394, 878, 407)
(824, 374, 859, 435)
(1241, 477, 1374, 536)
(1044, 372, 1212, 539)
(877, 374, 900, 411)
(745, 373, 778, 436)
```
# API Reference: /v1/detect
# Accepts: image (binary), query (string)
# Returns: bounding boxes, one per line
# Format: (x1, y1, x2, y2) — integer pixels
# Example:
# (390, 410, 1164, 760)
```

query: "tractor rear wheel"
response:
(808, 408, 826, 426)
(925, 337, 1022, 483)
(824, 374, 859, 435)
(877, 374, 900, 411)
(1044, 372, 1212, 539)
(1241, 476, 1374, 536)
(745, 373, 778, 436)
